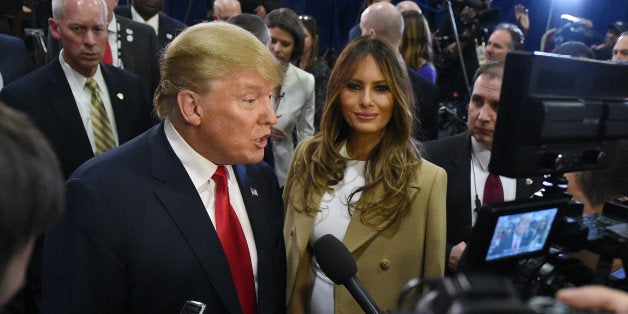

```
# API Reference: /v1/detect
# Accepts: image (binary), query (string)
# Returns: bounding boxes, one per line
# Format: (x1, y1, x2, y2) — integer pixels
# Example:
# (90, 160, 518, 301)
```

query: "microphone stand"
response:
(445, 0, 471, 93)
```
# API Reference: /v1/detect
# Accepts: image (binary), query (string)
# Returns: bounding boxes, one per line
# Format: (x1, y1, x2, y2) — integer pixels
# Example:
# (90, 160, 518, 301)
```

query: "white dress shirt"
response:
(58, 52, 119, 153)
(308, 144, 366, 314)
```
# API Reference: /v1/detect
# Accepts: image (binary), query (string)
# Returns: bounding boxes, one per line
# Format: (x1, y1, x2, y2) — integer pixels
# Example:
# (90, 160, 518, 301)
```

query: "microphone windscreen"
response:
(312, 234, 358, 285)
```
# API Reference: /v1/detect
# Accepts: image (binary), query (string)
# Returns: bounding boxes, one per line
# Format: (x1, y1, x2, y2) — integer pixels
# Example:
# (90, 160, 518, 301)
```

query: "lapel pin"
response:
(167, 33, 173, 40)
(525, 178, 533, 186)
(250, 187, 258, 197)
(117, 93, 124, 100)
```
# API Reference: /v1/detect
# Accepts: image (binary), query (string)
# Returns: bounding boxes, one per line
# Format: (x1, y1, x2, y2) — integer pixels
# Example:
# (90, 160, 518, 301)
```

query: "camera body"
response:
(400, 53, 628, 313)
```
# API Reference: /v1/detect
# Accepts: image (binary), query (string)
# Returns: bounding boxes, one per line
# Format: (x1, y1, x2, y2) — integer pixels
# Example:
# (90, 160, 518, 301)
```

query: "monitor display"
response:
(485, 208, 558, 261)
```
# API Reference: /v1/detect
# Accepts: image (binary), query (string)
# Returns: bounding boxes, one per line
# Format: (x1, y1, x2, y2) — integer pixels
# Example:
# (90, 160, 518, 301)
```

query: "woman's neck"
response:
(346, 133, 383, 161)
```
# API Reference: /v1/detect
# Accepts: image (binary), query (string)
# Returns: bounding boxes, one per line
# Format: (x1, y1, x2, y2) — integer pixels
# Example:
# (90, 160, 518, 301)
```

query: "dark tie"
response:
(212, 166, 256, 314)
(483, 173, 504, 205)
(103, 40, 113, 65)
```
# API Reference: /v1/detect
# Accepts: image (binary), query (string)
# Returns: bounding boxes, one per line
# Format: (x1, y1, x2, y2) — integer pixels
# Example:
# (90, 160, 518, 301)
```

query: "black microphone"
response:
(312, 234, 383, 314)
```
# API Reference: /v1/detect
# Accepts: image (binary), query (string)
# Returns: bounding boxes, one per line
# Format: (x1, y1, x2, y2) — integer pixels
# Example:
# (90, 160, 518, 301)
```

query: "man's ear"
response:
(48, 18, 61, 40)
(176, 90, 202, 126)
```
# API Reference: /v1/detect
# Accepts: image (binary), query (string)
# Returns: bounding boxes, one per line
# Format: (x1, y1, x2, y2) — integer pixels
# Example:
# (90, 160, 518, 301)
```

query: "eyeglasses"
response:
(298, 15, 314, 21)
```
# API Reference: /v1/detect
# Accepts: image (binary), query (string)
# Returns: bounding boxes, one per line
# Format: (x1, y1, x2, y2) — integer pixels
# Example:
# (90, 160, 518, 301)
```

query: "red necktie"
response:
(103, 41, 113, 65)
(212, 166, 256, 314)
(483, 173, 504, 205)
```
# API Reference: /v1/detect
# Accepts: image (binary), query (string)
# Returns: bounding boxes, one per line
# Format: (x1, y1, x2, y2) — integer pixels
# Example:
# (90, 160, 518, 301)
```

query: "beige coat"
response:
(283, 140, 447, 313)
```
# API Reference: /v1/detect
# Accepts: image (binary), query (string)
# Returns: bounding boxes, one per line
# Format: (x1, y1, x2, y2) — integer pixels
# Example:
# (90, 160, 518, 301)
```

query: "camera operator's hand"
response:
(556, 285, 628, 313)
(448, 241, 467, 271)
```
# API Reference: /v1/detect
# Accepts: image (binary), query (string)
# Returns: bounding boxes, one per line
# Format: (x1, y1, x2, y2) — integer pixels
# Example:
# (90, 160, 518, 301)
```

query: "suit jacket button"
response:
(380, 259, 391, 270)
(289, 229, 294, 236)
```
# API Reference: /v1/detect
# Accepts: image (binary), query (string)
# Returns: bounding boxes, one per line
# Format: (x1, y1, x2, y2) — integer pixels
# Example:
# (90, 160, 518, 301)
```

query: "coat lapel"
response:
(342, 178, 421, 253)
(47, 60, 93, 160)
(149, 124, 241, 313)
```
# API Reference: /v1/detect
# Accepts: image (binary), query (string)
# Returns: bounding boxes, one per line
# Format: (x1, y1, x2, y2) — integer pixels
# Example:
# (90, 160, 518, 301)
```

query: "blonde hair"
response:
(154, 22, 283, 119)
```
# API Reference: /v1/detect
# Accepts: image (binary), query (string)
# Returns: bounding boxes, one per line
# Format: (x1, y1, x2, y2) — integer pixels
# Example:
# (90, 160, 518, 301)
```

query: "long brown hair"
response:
(289, 36, 421, 228)
(400, 10, 433, 72)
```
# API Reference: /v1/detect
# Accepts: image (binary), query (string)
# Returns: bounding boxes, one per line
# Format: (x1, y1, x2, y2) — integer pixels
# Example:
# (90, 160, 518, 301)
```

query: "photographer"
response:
(433, 0, 490, 106)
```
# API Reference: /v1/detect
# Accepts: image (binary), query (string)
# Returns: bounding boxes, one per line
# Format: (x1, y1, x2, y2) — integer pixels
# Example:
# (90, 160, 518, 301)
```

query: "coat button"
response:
(380, 259, 391, 270)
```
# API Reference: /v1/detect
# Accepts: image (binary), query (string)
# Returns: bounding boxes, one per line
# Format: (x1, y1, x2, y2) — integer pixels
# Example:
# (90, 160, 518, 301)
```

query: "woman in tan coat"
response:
(283, 36, 447, 313)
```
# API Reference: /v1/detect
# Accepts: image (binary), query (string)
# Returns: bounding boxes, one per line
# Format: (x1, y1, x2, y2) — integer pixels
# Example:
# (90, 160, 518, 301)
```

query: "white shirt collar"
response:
(130, 6, 159, 34)
(58, 51, 106, 92)
(164, 119, 227, 190)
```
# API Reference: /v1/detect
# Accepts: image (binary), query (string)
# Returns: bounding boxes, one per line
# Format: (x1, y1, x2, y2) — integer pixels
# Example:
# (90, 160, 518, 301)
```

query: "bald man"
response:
(360, 1, 439, 140)
(347, 0, 391, 42)
(213, 0, 242, 21)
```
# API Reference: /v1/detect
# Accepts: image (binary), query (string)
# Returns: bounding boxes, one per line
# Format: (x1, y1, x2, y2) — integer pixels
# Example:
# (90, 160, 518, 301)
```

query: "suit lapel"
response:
(343, 180, 421, 253)
(149, 125, 241, 313)
(101, 64, 131, 142)
(451, 134, 473, 224)
(47, 60, 93, 160)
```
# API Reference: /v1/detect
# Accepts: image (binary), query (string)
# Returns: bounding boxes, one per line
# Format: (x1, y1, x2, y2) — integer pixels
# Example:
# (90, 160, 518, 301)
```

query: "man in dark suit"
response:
(47, 0, 161, 95)
(359, 1, 440, 141)
(0, 34, 32, 90)
(42, 22, 286, 313)
(104, 0, 160, 94)
(0, 0, 154, 312)
(423, 61, 541, 273)
(114, 0, 186, 51)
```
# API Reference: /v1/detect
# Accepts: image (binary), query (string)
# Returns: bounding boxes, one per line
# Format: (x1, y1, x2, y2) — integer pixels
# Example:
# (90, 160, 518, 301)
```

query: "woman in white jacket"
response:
(265, 8, 315, 188)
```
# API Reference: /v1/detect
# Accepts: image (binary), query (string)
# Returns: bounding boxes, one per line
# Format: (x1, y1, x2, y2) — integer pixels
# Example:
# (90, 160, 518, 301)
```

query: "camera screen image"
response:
(486, 208, 558, 261)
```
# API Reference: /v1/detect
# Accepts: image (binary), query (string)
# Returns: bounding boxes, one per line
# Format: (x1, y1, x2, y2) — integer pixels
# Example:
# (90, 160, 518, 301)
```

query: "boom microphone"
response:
(312, 234, 383, 314)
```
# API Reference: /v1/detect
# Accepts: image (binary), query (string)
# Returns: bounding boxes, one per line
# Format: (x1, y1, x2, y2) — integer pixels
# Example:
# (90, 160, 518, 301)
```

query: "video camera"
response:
(403, 51, 628, 313)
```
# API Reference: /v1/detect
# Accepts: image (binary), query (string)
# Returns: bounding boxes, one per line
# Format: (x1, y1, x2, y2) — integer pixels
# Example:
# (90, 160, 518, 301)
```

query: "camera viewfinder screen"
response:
(485, 208, 558, 261)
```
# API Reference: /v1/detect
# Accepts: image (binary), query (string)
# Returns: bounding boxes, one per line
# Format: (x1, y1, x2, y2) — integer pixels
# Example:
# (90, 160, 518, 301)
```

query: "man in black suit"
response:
(359, 1, 439, 141)
(104, 0, 160, 94)
(114, 0, 186, 51)
(0, 34, 32, 89)
(423, 61, 541, 273)
(0, 0, 154, 312)
(47, 0, 161, 95)
(43, 22, 286, 313)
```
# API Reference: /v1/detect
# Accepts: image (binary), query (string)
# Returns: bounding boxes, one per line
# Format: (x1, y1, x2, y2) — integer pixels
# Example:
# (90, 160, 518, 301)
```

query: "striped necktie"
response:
(85, 78, 115, 155)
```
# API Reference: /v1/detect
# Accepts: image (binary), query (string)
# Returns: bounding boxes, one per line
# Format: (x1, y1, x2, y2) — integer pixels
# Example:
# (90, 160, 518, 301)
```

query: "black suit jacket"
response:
(423, 132, 542, 271)
(0, 58, 154, 179)
(0, 33, 32, 87)
(114, 15, 161, 95)
(114, 5, 187, 51)
(42, 123, 287, 313)
(407, 66, 439, 141)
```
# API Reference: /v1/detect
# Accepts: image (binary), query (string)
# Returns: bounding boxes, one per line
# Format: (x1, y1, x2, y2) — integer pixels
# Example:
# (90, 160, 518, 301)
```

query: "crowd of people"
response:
(0, 0, 627, 313)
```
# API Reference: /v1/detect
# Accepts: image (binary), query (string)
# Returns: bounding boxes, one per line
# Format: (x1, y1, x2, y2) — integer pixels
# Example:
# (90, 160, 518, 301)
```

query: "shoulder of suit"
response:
(289, 64, 315, 84)
(159, 13, 187, 29)
(424, 132, 468, 152)
(101, 63, 142, 82)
